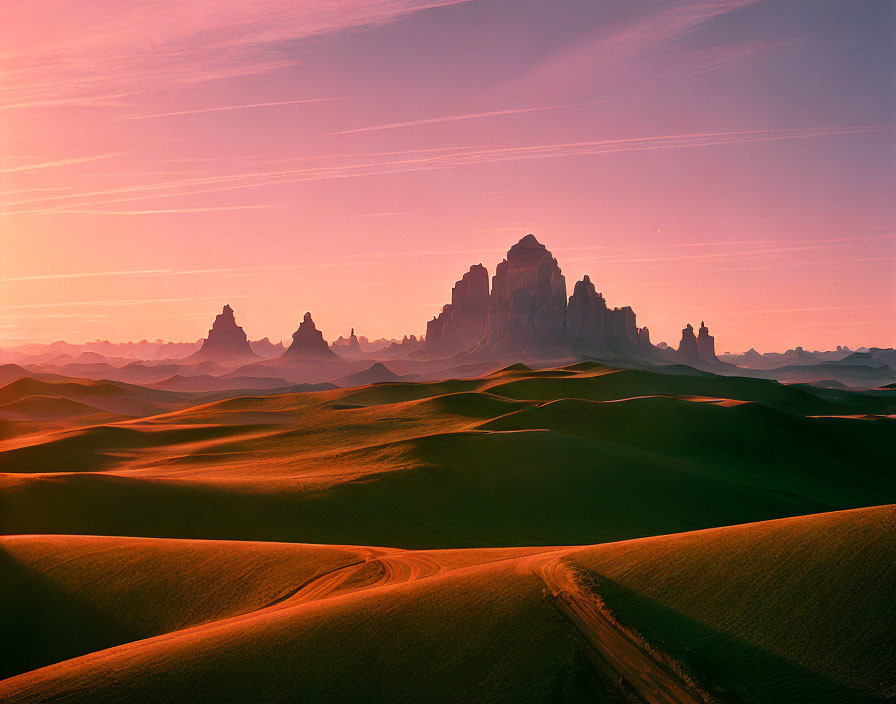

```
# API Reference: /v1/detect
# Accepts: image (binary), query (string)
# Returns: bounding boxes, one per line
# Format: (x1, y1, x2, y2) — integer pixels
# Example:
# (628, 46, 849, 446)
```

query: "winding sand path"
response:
(527, 553, 707, 704)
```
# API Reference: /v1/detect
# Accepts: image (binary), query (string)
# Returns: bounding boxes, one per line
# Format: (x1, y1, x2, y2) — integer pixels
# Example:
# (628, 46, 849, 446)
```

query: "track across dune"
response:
(526, 552, 707, 704)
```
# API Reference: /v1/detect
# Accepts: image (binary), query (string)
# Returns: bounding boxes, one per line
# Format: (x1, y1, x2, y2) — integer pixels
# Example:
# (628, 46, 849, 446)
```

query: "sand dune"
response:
(1, 364, 893, 546)
(0, 396, 111, 421)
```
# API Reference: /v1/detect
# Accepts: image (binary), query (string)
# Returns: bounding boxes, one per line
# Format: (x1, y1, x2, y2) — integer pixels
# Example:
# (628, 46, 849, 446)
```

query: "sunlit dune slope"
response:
(0, 539, 594, 704)
(1, 507, 891, 703)
(1, 364, 893, 547)
(567, 504, 896, 703)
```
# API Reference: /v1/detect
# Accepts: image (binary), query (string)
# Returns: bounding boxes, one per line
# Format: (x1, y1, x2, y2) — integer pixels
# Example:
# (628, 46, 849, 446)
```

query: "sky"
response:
(1, 0, 894, 353)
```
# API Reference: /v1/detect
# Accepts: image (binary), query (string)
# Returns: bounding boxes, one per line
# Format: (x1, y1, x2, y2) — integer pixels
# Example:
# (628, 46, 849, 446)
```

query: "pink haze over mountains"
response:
(1, 0, 893, 351)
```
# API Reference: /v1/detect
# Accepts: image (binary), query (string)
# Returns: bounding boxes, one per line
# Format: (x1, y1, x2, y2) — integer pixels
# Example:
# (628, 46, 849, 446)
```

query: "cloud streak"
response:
(0, 152, 123, 175)
(3, 125, 891, 214)
(0, 0, 475, 110)
(127, 98, 344, 120)
(330, 101, 608, 135)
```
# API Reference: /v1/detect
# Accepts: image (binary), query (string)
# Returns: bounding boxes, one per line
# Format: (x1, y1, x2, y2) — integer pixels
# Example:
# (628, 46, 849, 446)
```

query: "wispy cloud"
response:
(0, 260, 376, 285)
(3, 295, 261, 310)
(3, 125, 890, 214)
(126, 98, 344, 120)
(0, 152, 123, 174)
(13, 205, 277, 216)
(0, 0, 475, 110)
(330, 101, 608, 135)
(720, 306, 875, 316)
(523, 0, 767, 88)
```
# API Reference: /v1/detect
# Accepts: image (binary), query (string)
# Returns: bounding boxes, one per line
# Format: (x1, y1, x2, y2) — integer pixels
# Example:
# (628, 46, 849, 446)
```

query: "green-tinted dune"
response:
(569, 505, 896, 703)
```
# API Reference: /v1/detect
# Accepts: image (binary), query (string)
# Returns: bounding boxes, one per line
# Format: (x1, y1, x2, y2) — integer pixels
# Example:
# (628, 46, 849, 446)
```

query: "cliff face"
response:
(476, 235, 568, 356)
(190, 305, 258, 363)
(565, 275, 608, 354)
(282, 312, 338, 360)
(605, 306, 640, 357)
(566, 277, 645, 358)
(423, 264, 490, 356)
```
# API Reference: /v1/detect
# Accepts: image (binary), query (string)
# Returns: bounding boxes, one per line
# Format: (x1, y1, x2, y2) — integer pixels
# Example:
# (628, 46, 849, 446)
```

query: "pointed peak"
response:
(582, 274, 591, 283)
(222, 304, 234, 314)
(515, 233, 542, 248)
(302, 312, 313, 324)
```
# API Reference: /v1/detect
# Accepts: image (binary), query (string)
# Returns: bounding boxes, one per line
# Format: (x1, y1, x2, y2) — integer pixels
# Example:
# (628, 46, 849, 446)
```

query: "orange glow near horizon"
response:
(1, 0, 893, 352)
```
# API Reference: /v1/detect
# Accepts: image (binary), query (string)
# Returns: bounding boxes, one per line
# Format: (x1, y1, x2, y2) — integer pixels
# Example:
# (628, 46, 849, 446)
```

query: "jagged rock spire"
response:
(189, 304, 258, 362)
(282, 312, 338, 360)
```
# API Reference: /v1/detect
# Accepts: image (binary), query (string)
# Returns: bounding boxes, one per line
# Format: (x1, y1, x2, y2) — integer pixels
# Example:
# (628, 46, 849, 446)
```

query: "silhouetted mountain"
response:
(249, 337, 285, 359)
(375, 335, 424, 359)
(188, 305, 258, 364)
(333, 362, 402, 386)
(331, 329, 364, 358)
(282, 313, 338, 360)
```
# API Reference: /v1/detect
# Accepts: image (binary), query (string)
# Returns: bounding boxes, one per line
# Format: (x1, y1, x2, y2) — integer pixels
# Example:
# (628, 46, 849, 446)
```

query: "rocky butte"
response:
(188, 305, 258, 363)
(669, 321, 723, 367)
(281, 312, 339, 361)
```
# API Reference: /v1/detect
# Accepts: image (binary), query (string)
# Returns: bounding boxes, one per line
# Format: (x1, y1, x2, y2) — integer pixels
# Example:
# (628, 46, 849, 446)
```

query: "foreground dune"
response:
(2, 506, 893, 703)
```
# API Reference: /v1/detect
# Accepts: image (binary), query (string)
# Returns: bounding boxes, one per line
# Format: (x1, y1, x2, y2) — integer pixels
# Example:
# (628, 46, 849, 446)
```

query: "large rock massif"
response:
(281, 313, 339, 361)
(421, 234, 675, 362)
(475, 235, 568, 357)
(188, 305, 258, 363)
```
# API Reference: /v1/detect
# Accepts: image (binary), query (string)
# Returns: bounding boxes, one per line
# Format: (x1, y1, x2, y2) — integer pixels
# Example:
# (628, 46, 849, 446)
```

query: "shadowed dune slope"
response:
(0, 536, 375, 679)
(0, 396, 111, 421)
(567, 505, 896, 704)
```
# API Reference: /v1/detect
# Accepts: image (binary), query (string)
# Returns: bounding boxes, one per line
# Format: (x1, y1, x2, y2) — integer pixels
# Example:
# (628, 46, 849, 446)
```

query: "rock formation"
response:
(476, 235, 568, 356)
(605, 306, 640, 357)
(565, 276, 651, 359)
(422, 264, 490, 356)
(565, 275, 608, 355)
(676, 323, 701, 365)
(377, 334, 424, 359)
(332, 329, 364, 358)
(696, 321, 717, 363)
(282, 312, 339, 360)
(637, 326, 662, 360)
(189, 305, 258, 363)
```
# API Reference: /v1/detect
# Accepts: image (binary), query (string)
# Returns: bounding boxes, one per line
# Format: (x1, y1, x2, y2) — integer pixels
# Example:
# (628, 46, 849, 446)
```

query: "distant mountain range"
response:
(1, 235, 893, 389)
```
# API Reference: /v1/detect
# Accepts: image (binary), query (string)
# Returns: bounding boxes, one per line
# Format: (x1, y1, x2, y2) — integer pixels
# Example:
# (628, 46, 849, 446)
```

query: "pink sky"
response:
(1, 0, 894, 352)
